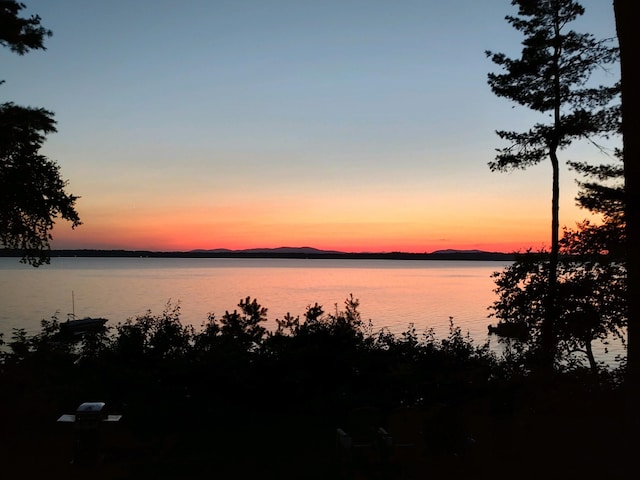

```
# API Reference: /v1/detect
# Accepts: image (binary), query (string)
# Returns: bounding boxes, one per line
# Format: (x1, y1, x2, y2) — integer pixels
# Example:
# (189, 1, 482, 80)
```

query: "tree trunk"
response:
(541, 148, 560, 371)
(614, 0, 640, 459)
(585, 338, 598, 374)
(541, 15, 564, 373)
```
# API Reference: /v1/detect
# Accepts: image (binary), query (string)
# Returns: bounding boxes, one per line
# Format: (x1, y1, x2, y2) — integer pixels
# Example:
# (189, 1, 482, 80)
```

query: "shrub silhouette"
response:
(0, 294, 627, 479)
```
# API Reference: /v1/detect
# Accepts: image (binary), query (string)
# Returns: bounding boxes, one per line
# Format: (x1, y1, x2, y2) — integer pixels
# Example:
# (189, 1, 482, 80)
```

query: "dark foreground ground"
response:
(0, 380, 630, 480)
(0, 308, 632, 479)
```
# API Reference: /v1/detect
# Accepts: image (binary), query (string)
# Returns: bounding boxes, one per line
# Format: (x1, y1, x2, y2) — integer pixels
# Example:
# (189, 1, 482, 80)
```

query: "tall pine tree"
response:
(486, 0, 619, 369)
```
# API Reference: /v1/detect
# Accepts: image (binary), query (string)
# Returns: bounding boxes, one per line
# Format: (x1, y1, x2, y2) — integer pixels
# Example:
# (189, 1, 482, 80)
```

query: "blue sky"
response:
(1, 0, 621, 252)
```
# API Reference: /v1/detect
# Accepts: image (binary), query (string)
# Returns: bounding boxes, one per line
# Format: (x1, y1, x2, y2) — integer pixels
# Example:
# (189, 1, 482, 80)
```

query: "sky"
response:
(1, 0, 621, 253)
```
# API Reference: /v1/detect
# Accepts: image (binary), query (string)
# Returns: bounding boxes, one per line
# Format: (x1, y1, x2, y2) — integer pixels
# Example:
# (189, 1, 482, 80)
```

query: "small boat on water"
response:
(59, 291, 108, 336)
(60, 317, 109, 336)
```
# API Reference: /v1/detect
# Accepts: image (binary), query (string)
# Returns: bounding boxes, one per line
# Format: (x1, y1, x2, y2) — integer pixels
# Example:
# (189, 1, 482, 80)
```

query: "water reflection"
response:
(0, 257, 624, 366)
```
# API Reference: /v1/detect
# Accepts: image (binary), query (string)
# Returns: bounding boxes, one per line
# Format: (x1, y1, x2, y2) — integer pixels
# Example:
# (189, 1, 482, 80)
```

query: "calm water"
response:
(0, 257, 506, 337)
(0, 257, 625, 366)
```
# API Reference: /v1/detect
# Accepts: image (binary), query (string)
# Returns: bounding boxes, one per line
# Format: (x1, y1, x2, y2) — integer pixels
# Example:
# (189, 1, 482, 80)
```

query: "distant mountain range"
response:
(1, 247, 515, 261)
(191, 246, 344, 255)
(429, 249, 490, 255)
(192, 246, 509, 257)
(185, 246, 513, 260)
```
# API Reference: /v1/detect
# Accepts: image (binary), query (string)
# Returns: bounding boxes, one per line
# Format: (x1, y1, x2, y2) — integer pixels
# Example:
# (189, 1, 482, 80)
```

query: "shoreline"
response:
(0, 249, 515, 261)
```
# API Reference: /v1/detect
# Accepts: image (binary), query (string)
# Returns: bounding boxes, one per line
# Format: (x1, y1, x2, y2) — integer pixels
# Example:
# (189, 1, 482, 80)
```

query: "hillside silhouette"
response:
(1, 247, 515, 261)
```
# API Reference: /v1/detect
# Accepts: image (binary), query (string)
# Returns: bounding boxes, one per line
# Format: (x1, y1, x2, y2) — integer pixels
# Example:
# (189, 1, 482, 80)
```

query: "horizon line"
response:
(3, 246, 522, 256)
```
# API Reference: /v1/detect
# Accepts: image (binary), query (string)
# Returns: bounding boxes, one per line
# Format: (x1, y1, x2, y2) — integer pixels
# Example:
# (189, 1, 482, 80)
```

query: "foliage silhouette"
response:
(491, 148, 625, 373)
(486, 0, 619, 369)
(0, 295, 628, 478)
(0, 1, 80, 266)
(0, 0, 51, 57)
(218, 296, 268, 351)
(490, 250, 626, 373)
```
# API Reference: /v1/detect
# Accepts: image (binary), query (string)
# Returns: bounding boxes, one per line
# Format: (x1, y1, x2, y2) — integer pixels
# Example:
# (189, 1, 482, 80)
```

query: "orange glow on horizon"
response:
(48, 180, 590, 254)
(50, 214, 553, 254)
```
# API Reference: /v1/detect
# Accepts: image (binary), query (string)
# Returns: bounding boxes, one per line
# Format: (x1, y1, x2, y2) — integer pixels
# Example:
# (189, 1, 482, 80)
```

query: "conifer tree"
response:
(486, 0, 619, 369)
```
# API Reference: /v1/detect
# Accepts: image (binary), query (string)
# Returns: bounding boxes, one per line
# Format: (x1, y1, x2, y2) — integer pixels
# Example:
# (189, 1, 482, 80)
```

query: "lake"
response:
(0, 256, 624, 366)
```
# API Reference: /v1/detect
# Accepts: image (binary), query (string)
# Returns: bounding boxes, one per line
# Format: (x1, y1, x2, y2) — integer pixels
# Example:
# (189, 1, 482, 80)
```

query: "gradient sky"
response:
(1, 0, 620, 253)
